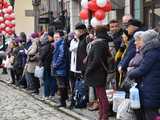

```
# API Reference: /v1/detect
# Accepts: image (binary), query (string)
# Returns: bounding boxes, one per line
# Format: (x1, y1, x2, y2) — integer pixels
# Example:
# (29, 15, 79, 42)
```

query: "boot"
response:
(57, 88, 67, 108)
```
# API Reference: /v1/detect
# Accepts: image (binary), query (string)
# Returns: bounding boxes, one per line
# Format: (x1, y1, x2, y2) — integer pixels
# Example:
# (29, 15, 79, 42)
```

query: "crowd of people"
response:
(2, 15, 160, 120)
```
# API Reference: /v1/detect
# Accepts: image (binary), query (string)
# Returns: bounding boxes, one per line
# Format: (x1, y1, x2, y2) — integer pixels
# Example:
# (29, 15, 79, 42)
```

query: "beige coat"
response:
(26, 38, 39, 73)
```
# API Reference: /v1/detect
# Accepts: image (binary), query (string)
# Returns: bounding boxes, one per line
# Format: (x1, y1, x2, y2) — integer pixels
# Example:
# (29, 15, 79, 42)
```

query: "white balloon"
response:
(10, 13, 15, 18)
(11, 20, 15, 24)
(5, 27, 11, 31)
(91, 17, 101, 28)
(4, 13, 9, 18)
(0, 17, 4, 21)
(3, 8, 7, 13)
(2, 31, 6, 35)
(5, 20, 11, 25)
(81, 0, 88, 9)
(0, 23, 6, 28)
(96, 0, 107, 7)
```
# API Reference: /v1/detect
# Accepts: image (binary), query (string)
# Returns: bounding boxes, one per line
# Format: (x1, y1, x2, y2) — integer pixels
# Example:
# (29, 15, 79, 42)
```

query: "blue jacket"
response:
(128, 38, 160, 109)
(52, 39, 67, 76)
(119, 36, 136, 70)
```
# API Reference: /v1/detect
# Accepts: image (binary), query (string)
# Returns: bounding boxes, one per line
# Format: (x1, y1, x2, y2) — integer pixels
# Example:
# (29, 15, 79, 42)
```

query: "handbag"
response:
(34, 66, 44, 78)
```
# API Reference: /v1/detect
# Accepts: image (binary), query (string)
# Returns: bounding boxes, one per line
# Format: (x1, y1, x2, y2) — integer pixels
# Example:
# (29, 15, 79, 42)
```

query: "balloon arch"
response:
(0, 0, 15, 37)
(80, 0, 112, 27)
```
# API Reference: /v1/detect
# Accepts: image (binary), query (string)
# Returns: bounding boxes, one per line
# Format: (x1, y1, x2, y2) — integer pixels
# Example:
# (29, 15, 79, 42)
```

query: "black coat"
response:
(85, 38, 109, 87)
(76, 33, 88, 73)
(39, 40, 54, 73)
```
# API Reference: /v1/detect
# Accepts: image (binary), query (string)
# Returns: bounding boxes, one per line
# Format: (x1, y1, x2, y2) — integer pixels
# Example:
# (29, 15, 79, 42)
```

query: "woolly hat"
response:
(75, 22, 87, 30)
(141, 30, 159, 44)
(48, 31, 54, 37)
(128, 19, 142, 28)
(31, 32, 39, 39)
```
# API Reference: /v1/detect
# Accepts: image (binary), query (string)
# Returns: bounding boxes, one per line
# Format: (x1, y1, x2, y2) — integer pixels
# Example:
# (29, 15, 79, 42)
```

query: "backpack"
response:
(16, 47, 27, 68)
(72, 78, 88, 108)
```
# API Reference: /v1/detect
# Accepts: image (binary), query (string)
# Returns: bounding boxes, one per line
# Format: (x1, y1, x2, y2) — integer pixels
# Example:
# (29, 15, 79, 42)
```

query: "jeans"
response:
(43, 70, 57, 97)
(25, 72, 34, 90)
(96, 86, 109, 120)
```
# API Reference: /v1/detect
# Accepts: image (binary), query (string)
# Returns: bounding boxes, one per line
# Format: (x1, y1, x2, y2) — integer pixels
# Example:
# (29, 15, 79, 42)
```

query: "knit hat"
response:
(128, 19, 142, 28)
(75, 22, 87, 30)
(31, 32, 39, 39)
(48, 31, 54, 37)
(141, 30, 159, 44)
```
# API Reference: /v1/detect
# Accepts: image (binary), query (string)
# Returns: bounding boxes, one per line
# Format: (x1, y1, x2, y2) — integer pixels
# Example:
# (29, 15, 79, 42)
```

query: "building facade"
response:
(125, 0, 160, 28)
(15, 0, 34, 35)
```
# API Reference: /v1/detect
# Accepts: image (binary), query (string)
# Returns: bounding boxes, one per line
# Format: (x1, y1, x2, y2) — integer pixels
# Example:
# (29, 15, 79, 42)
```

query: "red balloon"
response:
(80, 9, 88, 20)
(3, 1, 9, 8)
(88, 0, 98, 12)
(102, 2, 112, 12)
(0, 13, 3, 17)
(95, 9, 105, 20)
(6, 24, 14, 28)
(5, 17, 13, 21)
(0, 4, 3, 9)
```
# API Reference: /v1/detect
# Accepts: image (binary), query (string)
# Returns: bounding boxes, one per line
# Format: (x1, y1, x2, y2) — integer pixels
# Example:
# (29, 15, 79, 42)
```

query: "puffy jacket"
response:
(128, 38, 160, 109)
(52, 39, 68, 76)
(39, 39, 54, 74)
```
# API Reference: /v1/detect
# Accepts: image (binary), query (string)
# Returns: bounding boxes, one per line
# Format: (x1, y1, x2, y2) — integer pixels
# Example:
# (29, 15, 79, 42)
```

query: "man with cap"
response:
(75, 22, 88, 75)
(118, 19, 143, 87)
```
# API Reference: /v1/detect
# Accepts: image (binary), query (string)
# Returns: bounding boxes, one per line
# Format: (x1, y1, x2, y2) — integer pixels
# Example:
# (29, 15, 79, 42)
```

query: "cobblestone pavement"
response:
(0, 82, 76, 120)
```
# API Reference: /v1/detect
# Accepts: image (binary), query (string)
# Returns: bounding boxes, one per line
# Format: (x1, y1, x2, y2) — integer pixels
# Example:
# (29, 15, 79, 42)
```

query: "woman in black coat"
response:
(85, 26, 111, 120)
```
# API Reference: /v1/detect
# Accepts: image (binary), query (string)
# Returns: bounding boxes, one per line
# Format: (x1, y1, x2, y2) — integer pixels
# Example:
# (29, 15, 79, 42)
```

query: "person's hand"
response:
(118, 66, 123, 73)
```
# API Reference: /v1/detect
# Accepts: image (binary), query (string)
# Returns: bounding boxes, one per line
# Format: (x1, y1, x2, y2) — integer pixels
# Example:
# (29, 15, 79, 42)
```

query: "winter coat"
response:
(52, 38, 68, 76)
(26, 38, 39, 73)
(76, 33, 88, 73)
(85, 38, 109, 87)
(69, 38, 81, 73)
(119, 35, 136, 71)
(128, 38, 160, 109)
(127, 50, 143, 72)
(39, 39, 54, 74)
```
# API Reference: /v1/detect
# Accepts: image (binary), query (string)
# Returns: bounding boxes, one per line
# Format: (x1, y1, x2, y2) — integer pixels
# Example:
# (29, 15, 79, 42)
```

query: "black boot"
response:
(57, 88, 67, 107)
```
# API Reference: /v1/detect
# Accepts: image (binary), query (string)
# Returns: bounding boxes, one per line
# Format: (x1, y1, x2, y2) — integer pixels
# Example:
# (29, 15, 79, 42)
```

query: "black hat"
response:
(128, 19, 142, 28)
(75, 22, 87, 30)
(48, 31, 54, 37)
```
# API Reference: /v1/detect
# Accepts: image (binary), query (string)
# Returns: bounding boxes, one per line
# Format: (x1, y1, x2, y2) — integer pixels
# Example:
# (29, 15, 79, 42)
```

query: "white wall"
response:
(15, 0, 34, 35)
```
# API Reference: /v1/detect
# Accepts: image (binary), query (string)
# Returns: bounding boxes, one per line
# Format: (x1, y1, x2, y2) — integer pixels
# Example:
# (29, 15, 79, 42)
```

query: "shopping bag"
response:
(116, 99, 136, 120)
(34, 66, 44, 78)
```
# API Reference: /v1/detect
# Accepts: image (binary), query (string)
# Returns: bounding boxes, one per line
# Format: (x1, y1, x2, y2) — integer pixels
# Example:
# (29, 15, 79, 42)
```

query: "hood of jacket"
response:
(142, 37, 160, 54)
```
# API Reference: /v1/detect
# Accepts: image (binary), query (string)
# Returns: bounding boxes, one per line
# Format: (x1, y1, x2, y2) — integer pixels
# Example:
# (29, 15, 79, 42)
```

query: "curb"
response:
(0, 79, 91, 120)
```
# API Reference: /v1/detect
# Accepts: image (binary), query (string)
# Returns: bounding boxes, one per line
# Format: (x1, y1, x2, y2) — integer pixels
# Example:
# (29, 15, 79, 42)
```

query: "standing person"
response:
(39, 31, 57, 99)
(69, 32, 79, 91)
(85, 26, 110, 120)
(128, 30, 160, 120)
(118, 19, 142, 87)
(52, 31, 69, 107)
(75, 23, 88, 75)
(25, 32, 40, 94)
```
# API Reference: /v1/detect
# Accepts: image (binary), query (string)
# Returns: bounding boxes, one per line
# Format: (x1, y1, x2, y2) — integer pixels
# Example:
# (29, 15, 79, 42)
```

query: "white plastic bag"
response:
(113, 91, 126, 112)
(116, 99, 136, 120)
(34, 66, 44, 78)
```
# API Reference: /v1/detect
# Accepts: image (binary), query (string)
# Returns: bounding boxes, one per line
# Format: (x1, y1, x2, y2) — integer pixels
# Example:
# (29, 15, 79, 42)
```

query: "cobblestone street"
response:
(0, 81, 76, 120)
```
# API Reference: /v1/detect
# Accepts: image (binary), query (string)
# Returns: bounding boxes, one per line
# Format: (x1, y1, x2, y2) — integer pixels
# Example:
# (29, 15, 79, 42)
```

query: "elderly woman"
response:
(128, 29, 160, 120)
